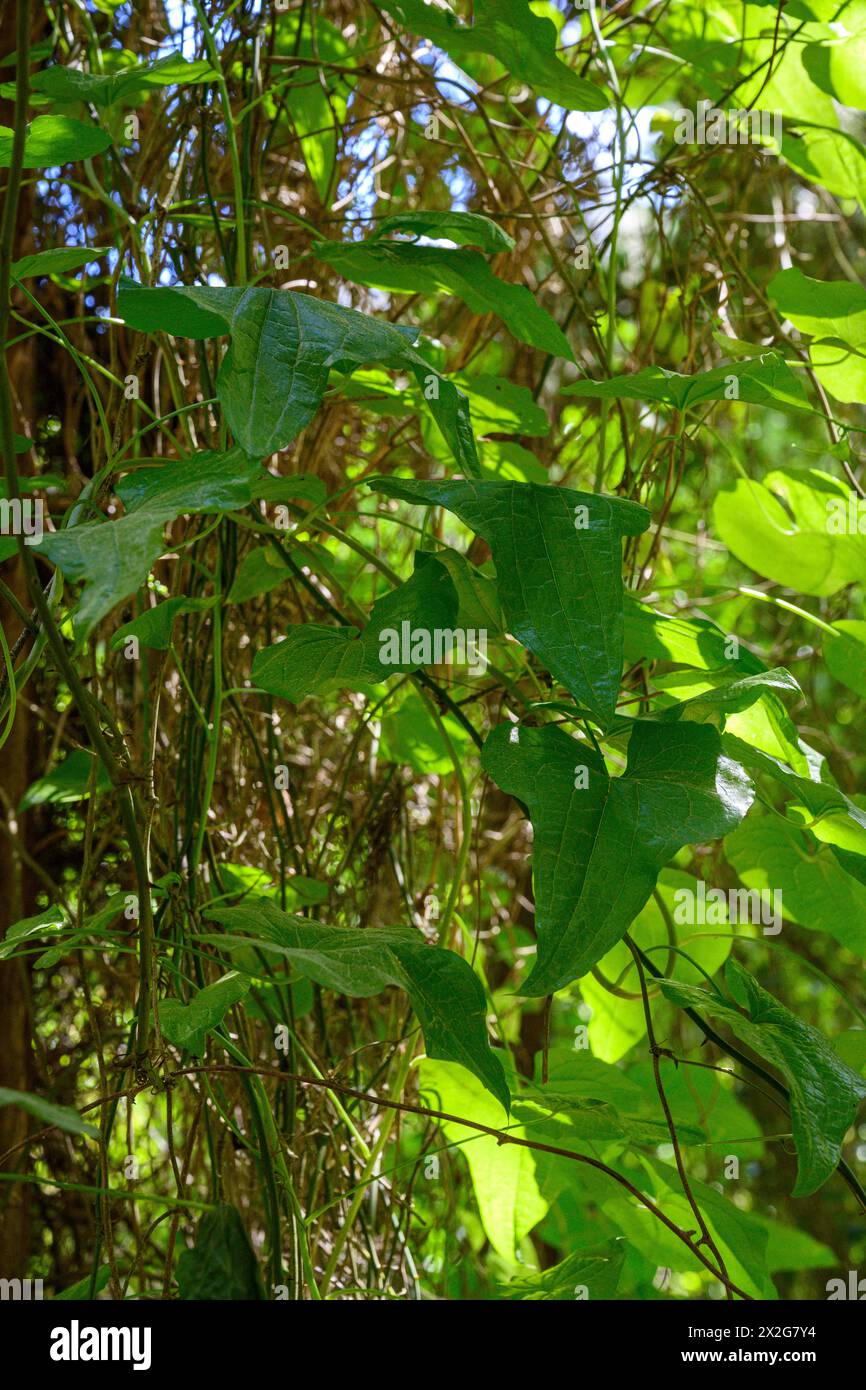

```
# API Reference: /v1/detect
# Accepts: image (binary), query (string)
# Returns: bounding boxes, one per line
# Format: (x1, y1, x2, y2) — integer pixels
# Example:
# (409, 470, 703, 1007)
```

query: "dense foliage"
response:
(2, 0, 866, 1303)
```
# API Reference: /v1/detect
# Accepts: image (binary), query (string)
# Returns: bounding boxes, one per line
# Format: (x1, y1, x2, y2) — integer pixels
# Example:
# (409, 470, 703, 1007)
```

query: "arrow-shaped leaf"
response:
(661, 960, 866, 1197)
(203, 900, 509, 1113)
(369, 477, 650, 727)
(35, 449, 261, 637)
(251, 553, 460, 701)
(117, 279, 479, 473)
(159, 972, 250, 1058)
(481, 719, 754, 994)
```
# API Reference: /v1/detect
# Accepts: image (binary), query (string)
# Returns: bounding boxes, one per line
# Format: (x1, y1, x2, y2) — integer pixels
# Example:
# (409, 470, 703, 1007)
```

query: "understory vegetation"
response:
(1, 0, 866, 1302)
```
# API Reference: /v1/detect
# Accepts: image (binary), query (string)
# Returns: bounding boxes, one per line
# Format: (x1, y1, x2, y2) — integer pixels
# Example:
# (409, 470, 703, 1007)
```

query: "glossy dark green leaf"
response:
(0, 1086, 98, 1139)
(204, 900, 509, 1112)
(369, 477, 650, 726)
(564, 353, 810, 414)
(110, 596, 215, 652)
(11, 246, 108, 280)
(481, 719, 754, 994)
(661, 959, 866, 1197)
(504, 1241, 625, 1300)
(650, 667, 801, 725)
(20, 748, 111, 810)
(251, 555, 459, 702)
(159, 972, 249, 1058)
(315, 237, 574, 360)
(29, 53, 216, 107)
(36, 450, 262, 636)
(372, 209, 515, 252)
(0, 115, 112, 166)
(116, 279, 479, 473)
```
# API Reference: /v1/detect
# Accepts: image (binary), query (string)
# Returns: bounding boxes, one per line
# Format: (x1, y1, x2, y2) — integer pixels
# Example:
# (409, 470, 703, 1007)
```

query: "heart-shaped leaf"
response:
(481, 719, 754, 994)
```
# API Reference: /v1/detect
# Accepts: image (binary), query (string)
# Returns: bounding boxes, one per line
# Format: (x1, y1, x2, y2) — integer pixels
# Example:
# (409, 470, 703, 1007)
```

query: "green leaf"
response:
(481, 720, 753, 995)
(419, 1058, 544, 1260)
(315, 237, 574, 360)
(825, 620, 866, 697)
(110, 596, 215, 652)
(280, 15, 352, 202)
(724, 811, 866, 958)
(29, 53, 216, 107)
(563, 353, 811, 414)
(713, 467, 866, 597)
(0, 906, 67, 961)
(779, 121, 866, 212)
(252, 472, 326, 506)
(514, 1087, 704, 1148)
(11, 246, 108, 281)
(116, 279, 479, 474)
(55, 1268, 112, 1299)
(226, 547, 289, 604)
(203, 901, 510, 1112)
(623, 598, 767, 674)
(454, 374, 550, 437)
(660, 959, 866, 1197)
(380, 688, 473, 775)
(369, 477, 650, 726)
(769, 268, 866, 404)
(35, 449, 262, 637)
(372, 209, 515, 253)
(20, 748, 111, 810)
(608, 1153, 777, 1299)
(175, 1204, 266, 1300)
(378, 0, 608, 111)
(0, 115, 112, 167)
(0, 1087, 98, 1139)
(159, 972, 250, 1058)
(504, 1240, 625, 1300)
(251, 555, 459, 702)
(649, 667, 801, 726)
(723, 733, 866, 880)
(580, 867, 733, 1063)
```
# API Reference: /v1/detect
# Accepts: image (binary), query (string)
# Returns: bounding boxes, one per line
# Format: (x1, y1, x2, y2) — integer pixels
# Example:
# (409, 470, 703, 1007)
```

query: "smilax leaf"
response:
(661, 960, 866, 1197)
(370, 478, 650, 727)
(251, 554, 459, 702)
(117, 279, 479, 474)
(481, 719, 754, 994)
(176, 1204, 266, 1301)
(204, 901, 509, 1113)
(159, 972, 250, 1058)
(35, 449, 261, 637)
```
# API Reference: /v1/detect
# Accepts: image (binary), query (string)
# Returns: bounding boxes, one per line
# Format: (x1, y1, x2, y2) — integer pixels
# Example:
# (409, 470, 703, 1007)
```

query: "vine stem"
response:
(626, 935, 734, 1300)
(6, 1060, 752, 1300)
(0, 0, 154, 1066)
(193, 0, 247, 282)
